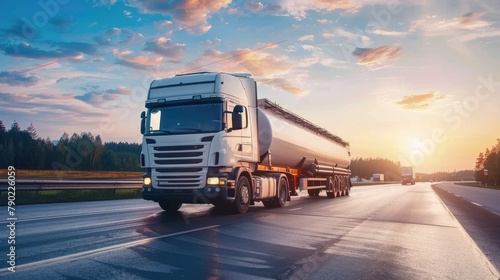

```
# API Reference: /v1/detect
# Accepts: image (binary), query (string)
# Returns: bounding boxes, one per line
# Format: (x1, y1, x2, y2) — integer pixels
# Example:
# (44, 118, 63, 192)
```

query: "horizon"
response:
(1, 1, 499, 173)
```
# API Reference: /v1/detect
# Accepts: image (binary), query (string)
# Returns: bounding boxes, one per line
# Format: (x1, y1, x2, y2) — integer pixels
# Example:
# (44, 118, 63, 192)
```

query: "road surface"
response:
(1, 183, 499, 279)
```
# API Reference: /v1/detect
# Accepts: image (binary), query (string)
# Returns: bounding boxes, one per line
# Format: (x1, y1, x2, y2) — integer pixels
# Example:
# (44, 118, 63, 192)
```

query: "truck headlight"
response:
(207, 177, 227, 185)
(143, 177, 152, 186)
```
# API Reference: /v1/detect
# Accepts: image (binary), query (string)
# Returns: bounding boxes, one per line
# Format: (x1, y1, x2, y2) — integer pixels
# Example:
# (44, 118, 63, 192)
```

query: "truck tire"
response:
(233, 176, 251, 214)
(327, 177, 336, 198)
(341, 177, 349, 196)
(264, 177, 288, 208)
(345, 177, 351, 196)
(158, 201, 182, 213)
(276, 177, 288, 207)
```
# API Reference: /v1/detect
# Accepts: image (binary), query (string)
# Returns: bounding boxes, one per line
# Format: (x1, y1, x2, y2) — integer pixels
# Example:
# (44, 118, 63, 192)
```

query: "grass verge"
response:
(454, 182, 500, 190)
(0, 189, 142, 206)
(0, 169, 143, 179)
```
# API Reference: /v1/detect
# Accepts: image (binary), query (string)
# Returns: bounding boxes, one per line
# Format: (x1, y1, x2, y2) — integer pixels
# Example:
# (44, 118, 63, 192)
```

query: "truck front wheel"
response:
(158, 201, 182, 213)
(233, 176, 251, 214)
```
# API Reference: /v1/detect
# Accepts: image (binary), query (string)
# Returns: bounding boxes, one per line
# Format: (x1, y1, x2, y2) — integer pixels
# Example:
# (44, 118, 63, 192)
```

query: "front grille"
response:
(151, 142, 207, 189)
(154, 145, 203, 151)
(155, 159, 203, 165)
(154, 152, 203, 158)
(156, 168, 203, 173)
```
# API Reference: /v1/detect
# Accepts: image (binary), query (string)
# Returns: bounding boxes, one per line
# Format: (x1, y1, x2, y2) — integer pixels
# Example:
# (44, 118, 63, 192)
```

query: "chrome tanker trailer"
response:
(140, 72, 351, 213)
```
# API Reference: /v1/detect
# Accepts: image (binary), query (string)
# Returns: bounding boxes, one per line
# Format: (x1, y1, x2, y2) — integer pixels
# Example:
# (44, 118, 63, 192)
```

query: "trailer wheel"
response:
(344, 177, 351, 196)
(334, 176, 342, 197)
(233, 176, 251, 214)
(339, 177, 346, 196)
(158, 201, 182, 213)
(327, 177, 336, 198)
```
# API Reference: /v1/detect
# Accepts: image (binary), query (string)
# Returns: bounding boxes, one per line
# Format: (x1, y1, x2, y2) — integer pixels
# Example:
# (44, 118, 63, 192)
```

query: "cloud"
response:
(76, 86, 133, 106)
(130, 0, 231, 33)
(317, 19, 331, 24)
(370, 29, 407, 37)
(245, 2, 264, 12)
(201, 37, 222, 46)
(264, 4, 282, 13)
(410, 12, 500, 43)
(143, 37, 186, 63)
(155, 20, 173, 29)
(1, 19, 40, 40)
(115, 50, 164, 70)
(454, 30, 500, 43)
(396, 92, 446, 109)
(93, 28, 144, 46)
(410, 12, 490, 33)
(187, 47, 306, 95)
(92, 0, 118, 7)
(124, 10, 133, 18)
(196, 48, 291, 77)
(322, 32, 335, 39)
(0, 92, 16, 102)
(0, 91, 103, 120)
(352, 46, 401, 67)
(458, 12, 485, 28)
(333, 28, 372, 46)
(260, 77, 306, 95)
(1, 42, 85, 60)
(280, 0, 352, 19)
(49, 17, 75, 31)
(300, 44, 349, 68)
(299, 35, 314, 41)
(49, 41, 99, 55)
(0, 71, 39, 87)
(227, 7, 240, 15)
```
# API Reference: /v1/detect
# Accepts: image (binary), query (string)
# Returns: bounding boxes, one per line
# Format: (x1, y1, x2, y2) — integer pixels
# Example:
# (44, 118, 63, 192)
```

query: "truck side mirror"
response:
(140, 111, 146, 135)
(231, 105, 244, 131)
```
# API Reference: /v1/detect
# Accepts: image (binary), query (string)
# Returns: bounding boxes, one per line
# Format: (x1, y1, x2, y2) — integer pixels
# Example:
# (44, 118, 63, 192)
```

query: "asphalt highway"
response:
(1, 183, 499, 279)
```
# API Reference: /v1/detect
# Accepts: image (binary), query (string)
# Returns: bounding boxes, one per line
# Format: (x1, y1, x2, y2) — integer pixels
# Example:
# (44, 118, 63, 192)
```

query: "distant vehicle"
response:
(139, 72, 352, 214)
(373, 174, 384, 182)
(401, 166, 415, 185)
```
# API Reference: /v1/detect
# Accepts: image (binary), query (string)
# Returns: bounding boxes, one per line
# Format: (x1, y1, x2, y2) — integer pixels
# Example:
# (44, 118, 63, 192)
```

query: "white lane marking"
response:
(471, 202, 483, 207)
(0, 205, 158, 224)
(289, 208, 302, 211)
(455, 194, 461, 197)
(0, 225, 219, 273)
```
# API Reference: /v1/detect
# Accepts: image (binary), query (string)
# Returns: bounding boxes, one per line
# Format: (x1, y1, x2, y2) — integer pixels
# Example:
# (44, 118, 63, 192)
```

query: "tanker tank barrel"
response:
(257, 98, 351, 171)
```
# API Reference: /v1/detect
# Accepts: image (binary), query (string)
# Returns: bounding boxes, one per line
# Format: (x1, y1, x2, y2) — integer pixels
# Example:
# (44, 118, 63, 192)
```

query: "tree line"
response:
(350, 157, 402, 181)
(0, 121, 141, 171)
(474, 138, 500, 186)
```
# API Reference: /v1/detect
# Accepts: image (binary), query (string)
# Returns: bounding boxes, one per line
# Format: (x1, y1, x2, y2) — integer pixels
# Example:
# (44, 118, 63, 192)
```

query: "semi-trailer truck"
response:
(401, 166, 415, 185)
(140, 72, 352, 214)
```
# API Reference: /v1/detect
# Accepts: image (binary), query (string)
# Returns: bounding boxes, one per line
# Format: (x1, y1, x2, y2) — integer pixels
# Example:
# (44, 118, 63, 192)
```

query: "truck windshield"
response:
(147, 102, 223, 134)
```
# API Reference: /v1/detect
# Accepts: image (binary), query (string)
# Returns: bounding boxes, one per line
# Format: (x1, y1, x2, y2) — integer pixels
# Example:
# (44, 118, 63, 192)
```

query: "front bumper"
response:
(142, 185, 234, 204)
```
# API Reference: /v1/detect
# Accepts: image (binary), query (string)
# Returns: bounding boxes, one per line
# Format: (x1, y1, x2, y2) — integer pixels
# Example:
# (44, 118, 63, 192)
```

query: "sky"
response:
(0, 0, 499, 173)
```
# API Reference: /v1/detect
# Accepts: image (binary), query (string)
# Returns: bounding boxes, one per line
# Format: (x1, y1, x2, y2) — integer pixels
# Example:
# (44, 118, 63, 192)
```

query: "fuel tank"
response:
(257, 99, 351, 169)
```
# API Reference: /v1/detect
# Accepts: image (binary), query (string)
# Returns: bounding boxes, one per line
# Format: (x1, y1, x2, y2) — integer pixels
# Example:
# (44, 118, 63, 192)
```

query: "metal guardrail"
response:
(1, 179, 143, 191)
